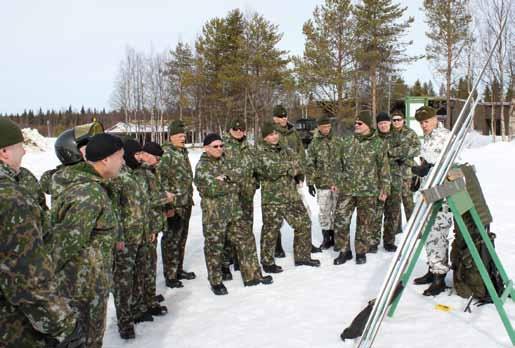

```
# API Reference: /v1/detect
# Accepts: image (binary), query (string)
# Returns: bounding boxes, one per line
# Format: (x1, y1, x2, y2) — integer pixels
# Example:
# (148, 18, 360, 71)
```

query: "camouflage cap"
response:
(415, 106, 436, 122)
(0, 118, 23, 149)
(391, 110, 405, 118)
(317, 115, 331, 126)
(356, 110, 374, 129)
(272, 104, 287, 118)
(228, 118, 245, 130)
(168, 120, 185, 136)
(261, 121, 277, 138)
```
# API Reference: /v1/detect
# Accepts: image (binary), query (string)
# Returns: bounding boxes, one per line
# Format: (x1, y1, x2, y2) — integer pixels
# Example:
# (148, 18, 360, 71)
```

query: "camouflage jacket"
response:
(0, 162, 75, 346)
(306, 129, 342, 189)
(222, 133, 257, 199)
(420, 126, 451, 186)
(194, 153, 242, 223)
(157, 143, 193, 210)
(254, 142, 303, 206)
(50, 162, 120, 299)
(40, 165, 64, 195)
(111, 166, 151, 245)
(134, 164, 169, 234)
(377, 131, 403, 180)
(339, 132, 391, 197)
(391, 125, 420, 178)
(276, 122, 306, 174)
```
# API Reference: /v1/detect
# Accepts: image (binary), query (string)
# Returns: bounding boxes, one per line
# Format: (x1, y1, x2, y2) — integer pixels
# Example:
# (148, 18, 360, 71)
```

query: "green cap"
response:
(228, 118, 245, 130)
(356, 110, 374, 129)
(0, 118, 24, 149)
(317, 115, 331, 126)
(261, 121, 277, 138)
(415, 106, 436, 122)
(168, 120, 185, 136)
(272, 104, 287, 117)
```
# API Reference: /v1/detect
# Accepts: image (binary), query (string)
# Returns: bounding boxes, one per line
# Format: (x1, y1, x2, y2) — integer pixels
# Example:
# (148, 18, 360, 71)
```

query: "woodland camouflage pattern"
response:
(306, 128, 343, 189)
(50, 161, 119, 348)
(0, 162, 76, 348)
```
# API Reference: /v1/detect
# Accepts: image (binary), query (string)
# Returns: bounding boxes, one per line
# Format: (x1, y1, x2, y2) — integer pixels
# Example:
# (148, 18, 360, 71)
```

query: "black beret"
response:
(376, 111, 391, 123)
(86, 133, 123, 162)
(203, 133, 222, 146)
(142, 141, 164, 157)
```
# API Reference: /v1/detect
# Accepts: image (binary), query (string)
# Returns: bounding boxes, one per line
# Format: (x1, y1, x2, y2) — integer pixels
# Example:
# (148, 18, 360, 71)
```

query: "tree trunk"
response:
(371, 66, 377, 120)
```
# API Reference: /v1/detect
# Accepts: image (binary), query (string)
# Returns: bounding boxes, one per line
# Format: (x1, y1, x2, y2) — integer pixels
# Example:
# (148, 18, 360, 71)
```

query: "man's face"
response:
(264, 131, 279, 145)
(204, 140, 224, 159)
(170, 133, 186, 148)
(391, 116, 404, 130)
(377, 121, 391, 134)
(142, 152, 159, 166)
(354, 120, 370, 135)
(229, 127, 245, 140)
(318, 124, 331, 136)
(420, 117, 438, 135)
(272, 116, 288, 128)
(134, 151, 144, 163)
(102, 149, 125, 178)
(0, 142, 25, 173)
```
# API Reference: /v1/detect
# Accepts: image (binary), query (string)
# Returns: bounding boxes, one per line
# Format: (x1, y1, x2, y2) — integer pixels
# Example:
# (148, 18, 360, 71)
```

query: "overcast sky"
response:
(0, 0, 434, 114)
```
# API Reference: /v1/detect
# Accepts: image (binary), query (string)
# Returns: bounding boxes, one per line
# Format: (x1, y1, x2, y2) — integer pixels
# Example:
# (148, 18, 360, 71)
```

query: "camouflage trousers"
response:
(373, 178, 402, 246)
(161, 206, 192, 281)
(260, 201, 311, 266)
(317, 189, 338, 230)
(401, 177, 415, 226)
(426, 209, 453, 274)
(334, 196, 376, 255)
(203, 216, 262, 286)
(113, 242, 149, 330)
(143, 238, 159, 308)
(224, 194, 254, 267)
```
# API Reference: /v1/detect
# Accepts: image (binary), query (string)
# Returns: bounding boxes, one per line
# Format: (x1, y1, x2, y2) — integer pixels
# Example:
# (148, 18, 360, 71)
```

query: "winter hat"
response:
(143, 141, 164, 157)
(0, 118, 24, 149)
(415, 106, 436, 122)
(228, 118, 245, 130)
(317, 115, 331, 126)
(203, 133, 222, 146)
(123, 138, 142, 169)
(356, 110, 374, 129)
(261, 121, 277, 138)
(376, 111, 391, 123)
(272, 104, 288, 118)
(86, 133, 123, 162)
(168, 120, 185, 136)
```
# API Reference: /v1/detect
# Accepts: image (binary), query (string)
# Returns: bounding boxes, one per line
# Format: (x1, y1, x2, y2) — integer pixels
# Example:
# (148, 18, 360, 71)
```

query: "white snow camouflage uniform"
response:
(421, 125, 453, 275)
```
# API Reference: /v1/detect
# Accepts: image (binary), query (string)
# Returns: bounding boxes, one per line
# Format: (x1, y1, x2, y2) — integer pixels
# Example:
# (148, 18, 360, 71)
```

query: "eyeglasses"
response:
(275, 115, 287, 119)
(211, 144, 224, 149)
(355, 121, 364, 126)
(392, 118, 403, 122)
(232, 128, 245, 132)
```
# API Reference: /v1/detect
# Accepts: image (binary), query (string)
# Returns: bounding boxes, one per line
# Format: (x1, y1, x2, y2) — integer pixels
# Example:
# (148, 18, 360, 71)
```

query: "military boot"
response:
(119, 326, 136, 340)
(328, 230, 335, 248)
(275, 235, 286, 258)
(355, 254, 367, 265)
(319, 230, 332, 250)
(134, 311, 154, 323)
(165, 279, 184, 289)
(262, 264, 283, 273)
(311, 244, 322, 253)
(294, 259, 321, 267)
(211, 283, 228, 296)
(334, 250, 353, 265)
(222, 266, 233, 281)
(423, 273, 447, 296)
(178, 270, 196, 280)
(413, 268, 434, 285)
(148, 305, 168, 316)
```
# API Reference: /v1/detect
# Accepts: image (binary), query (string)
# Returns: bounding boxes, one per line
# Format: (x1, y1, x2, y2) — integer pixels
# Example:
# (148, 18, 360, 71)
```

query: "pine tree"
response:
(410, 79, 424, 96)
(165, 41, 195, 120)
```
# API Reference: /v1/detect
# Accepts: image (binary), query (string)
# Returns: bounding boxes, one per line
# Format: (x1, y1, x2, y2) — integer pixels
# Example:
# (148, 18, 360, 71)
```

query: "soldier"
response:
(306, 115, 341, 250)
(411, 106, 453, 296)
(333, 111, 390, 265)
(157, 120, 196, 289)
(0, 118, 84, 348)
(272, 104, 321, 255)
(50, 133, 124, 348)
(255, 122, 320, 273)
(390, 110, 420, 229)
(221, 118, 258, 280)
(194, 133, 272, 295)
(372, 112, 398, 252)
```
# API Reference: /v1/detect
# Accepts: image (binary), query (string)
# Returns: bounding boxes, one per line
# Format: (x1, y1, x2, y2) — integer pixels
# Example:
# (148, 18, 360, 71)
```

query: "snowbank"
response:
(22, 128, 51, 152)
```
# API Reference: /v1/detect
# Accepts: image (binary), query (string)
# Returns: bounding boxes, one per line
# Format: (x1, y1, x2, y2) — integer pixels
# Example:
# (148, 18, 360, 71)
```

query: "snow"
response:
(20, 135, 515, 348)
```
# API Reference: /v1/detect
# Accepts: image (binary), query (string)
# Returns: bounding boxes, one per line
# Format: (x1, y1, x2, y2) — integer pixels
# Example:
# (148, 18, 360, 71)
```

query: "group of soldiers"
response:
(1, 102, 455, 347)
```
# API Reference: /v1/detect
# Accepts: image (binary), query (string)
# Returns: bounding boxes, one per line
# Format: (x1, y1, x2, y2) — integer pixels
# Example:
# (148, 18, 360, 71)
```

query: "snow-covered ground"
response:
(21, 131, 515, 348)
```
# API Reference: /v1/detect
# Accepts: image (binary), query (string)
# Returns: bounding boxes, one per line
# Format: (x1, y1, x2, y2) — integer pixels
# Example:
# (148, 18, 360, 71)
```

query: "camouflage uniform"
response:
(421, 126, 452, 275)
(222, 133, 257, 267)
(334, 132, 390, 255)
(40, 165, 63, 195)
(0, 162, 76, 348)
(194, 153, 263, 285)
(50, 162, 120, 348)
(306, 129, 342, 230)
(254, 142, 312, 266)
(111, 166, 152, 331)
(393, 125, 420, 225)
(156, 143, 194, 282)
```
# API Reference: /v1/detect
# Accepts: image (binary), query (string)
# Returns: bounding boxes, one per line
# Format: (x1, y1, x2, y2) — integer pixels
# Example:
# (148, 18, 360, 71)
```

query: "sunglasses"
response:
(275, 115, 287, 118)
(211, 144, 224, 149)
(355, 121, 364, 126)
(232, 128, 245, 132)
(392, 118, 403, 122)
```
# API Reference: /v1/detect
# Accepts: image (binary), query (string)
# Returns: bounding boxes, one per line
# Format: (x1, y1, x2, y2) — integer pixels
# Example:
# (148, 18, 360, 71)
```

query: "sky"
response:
(0, 0, 433, 114)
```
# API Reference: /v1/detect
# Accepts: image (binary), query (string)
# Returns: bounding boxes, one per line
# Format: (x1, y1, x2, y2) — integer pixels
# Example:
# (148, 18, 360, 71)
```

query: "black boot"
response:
(119, 326, 136, 340)
(319, 230, 332, 250)
(233, 256, 240, 271)
(244, 275, 273, 287)
(134, 311, 154, 323)
(154, 294, 165, 303)
(368, 244, 378, 254)
(294, 259, 321, 267)
(211, 283, 228, 296)
(148, 305, 168, 316)
(275, 235, 286, 258)
(383, 243, 397, 252)
(328, 230, 335, 248)
(262, 264, 283, 273)
(222, 266, 233, 281)
(165, 279, 184, 288)
(311, 244, 322, 253)
(423, 273, 447, 296)
(413, 268, 434, 285)
(355, 254, 367, 264)
(333, 250, 353, 265)
(178, 270, 196, 280)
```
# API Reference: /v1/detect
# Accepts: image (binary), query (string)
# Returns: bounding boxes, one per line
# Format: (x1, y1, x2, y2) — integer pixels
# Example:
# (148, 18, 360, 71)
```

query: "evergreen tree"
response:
(165, 41, 195, 120)
(483, 85, 492, 102)
(410, 79, 424, 96)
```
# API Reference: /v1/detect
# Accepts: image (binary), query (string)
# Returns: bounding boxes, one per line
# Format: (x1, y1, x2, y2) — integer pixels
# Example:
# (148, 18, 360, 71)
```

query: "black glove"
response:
(294, 174, 303, 185)
(395, 159, 405, 166)
(56, 323, 85, 348)
(411, 158, 433, 177)
(308, 185, 316, 197)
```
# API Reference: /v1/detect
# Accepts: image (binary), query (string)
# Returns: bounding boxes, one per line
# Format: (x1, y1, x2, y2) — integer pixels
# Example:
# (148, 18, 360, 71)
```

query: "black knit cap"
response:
(0, 118, 23, 149)
(86, 133, 123, 162)
(123, 138, 142, 169)
(142, 141, 164, 157)
(203, 133, 222, 146)
(376, 111, 391, 123)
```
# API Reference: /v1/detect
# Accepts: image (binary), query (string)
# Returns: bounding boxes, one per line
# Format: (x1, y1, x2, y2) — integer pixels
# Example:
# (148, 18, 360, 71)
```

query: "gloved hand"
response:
(56, 322, 85, 348)
(395, 159, 405, 166)
(411, 158, 433, 177)
(308, 185, 316, 197)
